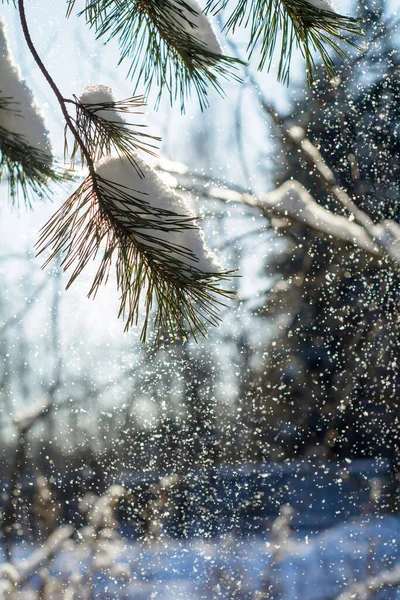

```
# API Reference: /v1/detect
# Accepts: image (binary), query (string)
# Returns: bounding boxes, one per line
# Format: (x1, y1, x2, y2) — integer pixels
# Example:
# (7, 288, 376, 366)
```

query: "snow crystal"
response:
(78, 85, 124, 123)
(95, 154, 222, 274)
(0, 17, 52, 158)
(168, 0, 222, 55)
(305, 0, 336, 12)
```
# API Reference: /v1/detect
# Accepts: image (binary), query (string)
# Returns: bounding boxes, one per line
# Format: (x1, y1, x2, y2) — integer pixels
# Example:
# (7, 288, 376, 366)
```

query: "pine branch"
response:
(67, 0, 244, 110)
(0, 18, 63, 205)
(0, 120, 64, 207)
(16, 0, 232, 341)
(207, 0, 362, 85)
(37, 172, 234, 342)
(66, 93, 160, 173)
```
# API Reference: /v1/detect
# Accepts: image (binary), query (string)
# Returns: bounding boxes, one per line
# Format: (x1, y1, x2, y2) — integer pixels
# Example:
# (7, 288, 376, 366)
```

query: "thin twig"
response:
(17, 0, 101, 201)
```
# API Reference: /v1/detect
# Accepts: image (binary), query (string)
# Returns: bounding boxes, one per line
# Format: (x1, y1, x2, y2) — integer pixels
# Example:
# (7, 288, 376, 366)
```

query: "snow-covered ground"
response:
(6, 516, 400, 599)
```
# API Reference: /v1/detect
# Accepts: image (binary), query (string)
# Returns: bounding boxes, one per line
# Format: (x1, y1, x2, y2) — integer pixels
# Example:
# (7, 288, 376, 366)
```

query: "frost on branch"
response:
(0, 17, 56, 203)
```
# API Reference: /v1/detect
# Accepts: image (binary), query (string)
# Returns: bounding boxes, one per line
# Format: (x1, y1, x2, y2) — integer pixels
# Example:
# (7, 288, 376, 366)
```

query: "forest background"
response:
(0, 0, 398, 492)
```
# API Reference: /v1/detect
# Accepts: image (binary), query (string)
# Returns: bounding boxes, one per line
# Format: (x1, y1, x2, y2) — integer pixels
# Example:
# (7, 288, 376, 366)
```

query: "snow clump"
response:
(78, 85, 124, 123)
(95, 154, 222, 274)
(305, 0, 336, 12)
(0, 17, 52, 159)
(168, 0, 222, 55)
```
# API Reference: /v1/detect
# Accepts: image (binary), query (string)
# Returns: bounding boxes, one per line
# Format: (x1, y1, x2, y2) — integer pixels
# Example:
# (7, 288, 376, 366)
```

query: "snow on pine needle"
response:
(166, 0, 222, 55)
(304, 0, 336, 12)
(96, 155, 222, 274)
(0, 17, 57, 203)
(207, 0, 360, 86)
(66, 0, 242, 110)
(37, 151, 231, 342)
(70, 85, 160, 171)
(0, 18, 51, 157)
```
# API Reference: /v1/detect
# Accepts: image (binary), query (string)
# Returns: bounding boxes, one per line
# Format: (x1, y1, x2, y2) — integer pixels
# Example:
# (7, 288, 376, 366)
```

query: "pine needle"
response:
(207, 0, 362, 85)
(37, 172, 234, 342)
(66, 95, 160, 175)
(67, 0, 244, 110)
(0, 123, 65, 207)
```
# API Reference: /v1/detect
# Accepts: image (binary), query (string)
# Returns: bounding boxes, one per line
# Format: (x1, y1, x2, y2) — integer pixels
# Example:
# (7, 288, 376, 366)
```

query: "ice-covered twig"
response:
(336, 563, 400, 600)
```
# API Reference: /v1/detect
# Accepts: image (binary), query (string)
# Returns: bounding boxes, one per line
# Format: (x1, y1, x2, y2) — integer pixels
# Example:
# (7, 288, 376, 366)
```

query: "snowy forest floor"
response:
(4, 515, 400, 599)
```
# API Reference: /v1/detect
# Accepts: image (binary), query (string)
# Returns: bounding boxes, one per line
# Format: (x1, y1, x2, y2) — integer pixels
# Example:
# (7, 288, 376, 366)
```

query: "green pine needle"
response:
(207, 0, 362, 85)
(37, 172, 234, 342)
(0, 132, 65, 208)
(66, 0, 244, 110)
(65, 95, 160, 175)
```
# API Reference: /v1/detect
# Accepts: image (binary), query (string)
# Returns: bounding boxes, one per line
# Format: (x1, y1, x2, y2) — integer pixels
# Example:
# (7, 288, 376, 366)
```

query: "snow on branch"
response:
(96, 155, 222, 273)
(260, 180, 381, 256)
(0, 525, 73, 597)
(154, 160, 400, 265)
(206, 0, 361, 85)
(336, 563, 400, 600)
(0, 17, 58, 204)
(38, 151, 231, 341)
(12, 396, 50, 432)
(70, 85, 160, 170)
(304, 0, 336, 12)
(67, 0, 242, 110)
(288, 126, 400, 263)
(167, 0, 222, 55)
(288, 126, 377, 236)
(0, 17, 51, 158)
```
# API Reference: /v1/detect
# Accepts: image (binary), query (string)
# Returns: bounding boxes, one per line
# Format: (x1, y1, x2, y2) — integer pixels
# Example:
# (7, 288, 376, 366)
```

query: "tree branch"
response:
(154, 161, 400, 266)
(336, 564, 400, 600)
